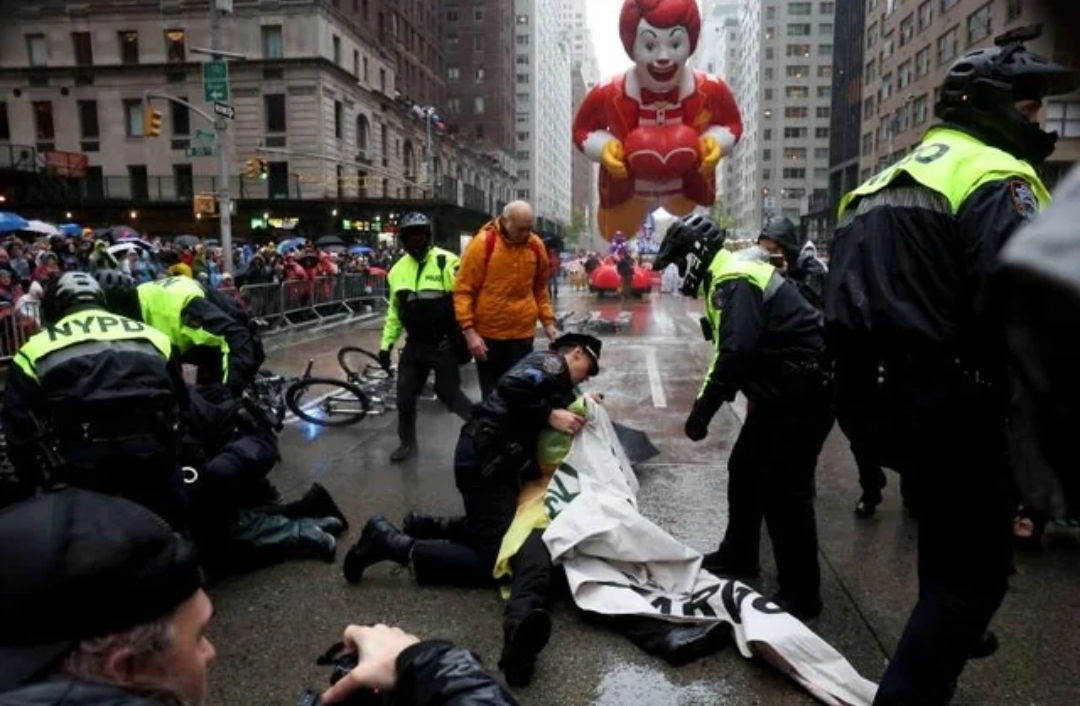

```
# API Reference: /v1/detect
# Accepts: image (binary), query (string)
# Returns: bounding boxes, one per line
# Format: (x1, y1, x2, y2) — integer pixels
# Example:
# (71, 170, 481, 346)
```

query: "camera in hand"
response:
(296, 641, 391, 706)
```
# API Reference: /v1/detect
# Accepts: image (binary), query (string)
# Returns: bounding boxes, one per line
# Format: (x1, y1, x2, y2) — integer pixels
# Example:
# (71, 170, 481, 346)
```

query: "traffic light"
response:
(143, 107, 163, 138)
(245, 159, 260, 179)
(258, 159, 269, 180)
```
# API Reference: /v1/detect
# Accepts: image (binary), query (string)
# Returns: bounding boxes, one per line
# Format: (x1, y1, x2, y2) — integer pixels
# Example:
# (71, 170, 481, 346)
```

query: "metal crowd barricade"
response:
(0, 300, 41, 364)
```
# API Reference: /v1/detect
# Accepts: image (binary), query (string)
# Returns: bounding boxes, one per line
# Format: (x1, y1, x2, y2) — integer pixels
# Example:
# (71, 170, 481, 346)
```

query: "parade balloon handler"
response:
(572, 0, 742, 241)
(0, 489, 520, 706)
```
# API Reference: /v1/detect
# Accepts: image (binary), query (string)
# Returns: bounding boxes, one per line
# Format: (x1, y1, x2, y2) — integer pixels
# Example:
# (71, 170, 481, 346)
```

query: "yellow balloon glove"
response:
(699, 135, 722, 176)
(601, 139, 629, 180)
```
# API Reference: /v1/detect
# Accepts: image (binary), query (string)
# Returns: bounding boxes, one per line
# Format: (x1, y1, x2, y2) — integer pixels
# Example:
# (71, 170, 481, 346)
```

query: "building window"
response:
(379, 68, 386, 93)
(937, 26, 958, 65)
(26, 34, 47, 67)
(72, 32, 93, 66)
(363, 56, 369, 82)
(898, 59, 914, 89)
(262, 25, 283, 58)
(786, 44, 811, 57)
(786, 86, 810, 99)
(77, 100, 99, 150)
(119, 31, 139, 64)
(915, 46, 932, 77)
(966, 3, 991, 46)
(819, 44, 833, 56)
(447, 66, 459, 80)
(121, 99, 145, 138)
(264, 94, 287, 133)
(1045, 101, 1080, 138)
(1005, 0, 1022, 22)
(941, 0, 959, 12)
(899, 14, 915, 45)
(784, 148, 807, 160)
(815, 127, 830, 139)
(474, 35, 484, 52)
(332, 35, 341, 64)
(766, 47, 774, 60)
(174, 164, 194, 200)
(334, 101, 343, 139)
(788, 3, 811, 15)
(912, 94, 929, 124)
(786, 65, 810, 78)
(475, 66, 485, 81)
(918, 1, 932, 30)
(785, 106, 809, 118)
(474, 7, 484, 22)
(353, 50, 359, 76)
(820, 23, 833, 36)
(862, 132, 874, 155)
(474, 96, 485, 114)
(787, 24, 811, 36)
(814, 148, 829, 160)
(782, 168, 806, 179)
(816, 106, 831, 119)
(784, 127, 808, 138)
(820, 2, 834, 12)
(171, 98, 190, 136)
(817, 85, 831, 98)
(165, 29, 186, 62)
(818, 65, 832, 78)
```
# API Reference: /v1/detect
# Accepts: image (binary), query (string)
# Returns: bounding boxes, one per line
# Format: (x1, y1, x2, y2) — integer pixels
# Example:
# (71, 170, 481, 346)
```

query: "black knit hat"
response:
(0, 489, 203, 691)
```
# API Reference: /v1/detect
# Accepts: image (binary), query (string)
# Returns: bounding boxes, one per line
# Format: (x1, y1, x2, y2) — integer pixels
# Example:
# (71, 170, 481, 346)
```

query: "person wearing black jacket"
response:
(341, 334, 601, 683)
(0, 273, 189, 528)
(654, 213, 833, 621)
(825, 30, 1076, 706)
(0, 489, 519, 706)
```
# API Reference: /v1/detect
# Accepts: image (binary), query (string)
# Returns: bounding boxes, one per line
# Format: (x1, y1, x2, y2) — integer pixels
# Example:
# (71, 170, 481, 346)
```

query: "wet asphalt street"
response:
(207, 291, 1080, 706)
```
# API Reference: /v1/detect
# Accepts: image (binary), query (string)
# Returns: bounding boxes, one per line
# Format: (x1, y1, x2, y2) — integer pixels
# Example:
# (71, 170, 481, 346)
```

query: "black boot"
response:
(969, 630, 999, 660)
(402, 511, 468, 541)
(390, 443, 417, 463)
(284, 483, 350, 531)
(855, 490, 882, 518)
(769, 591, 823, 621)
(701, 546, 760, 579)
(295, 520, 338, 563)
(342, 516, 414, 584)
(499, 609, 552, 688)
(657, 623, 730, 667)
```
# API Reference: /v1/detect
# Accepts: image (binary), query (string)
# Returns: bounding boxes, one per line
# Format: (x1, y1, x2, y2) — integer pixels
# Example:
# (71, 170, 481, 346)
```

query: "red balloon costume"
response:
(572, 0, 743, 241)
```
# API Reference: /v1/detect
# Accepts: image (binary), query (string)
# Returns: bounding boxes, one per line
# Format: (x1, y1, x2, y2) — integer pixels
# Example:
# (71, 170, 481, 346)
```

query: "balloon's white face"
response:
(632, 18, 691, 89)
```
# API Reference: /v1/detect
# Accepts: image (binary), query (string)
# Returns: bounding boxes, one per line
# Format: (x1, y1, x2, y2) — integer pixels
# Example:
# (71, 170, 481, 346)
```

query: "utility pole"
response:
(210, 0, 234, 273)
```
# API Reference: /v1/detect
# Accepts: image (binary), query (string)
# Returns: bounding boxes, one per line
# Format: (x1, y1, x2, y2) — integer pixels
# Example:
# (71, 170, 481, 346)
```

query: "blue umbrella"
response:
(59, 223, 83, 237)
(349, 245, 373, 255)
(276, 237, 307, 254)
(0, 212, 29, 234)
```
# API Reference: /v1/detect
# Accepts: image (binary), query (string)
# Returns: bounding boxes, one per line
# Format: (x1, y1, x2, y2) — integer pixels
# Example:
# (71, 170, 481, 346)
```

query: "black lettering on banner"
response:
(70, 315, 94, 335)
(46, 323, 73, 341)
(594, 580, 653, 599)
(751, 595, 788, 616)
(121, 319, 146, 333)
(651, 596, 673, 615)
(720, 580, 755, 625)
(97, 316, 119, 333)
(681, 584, 720, 618)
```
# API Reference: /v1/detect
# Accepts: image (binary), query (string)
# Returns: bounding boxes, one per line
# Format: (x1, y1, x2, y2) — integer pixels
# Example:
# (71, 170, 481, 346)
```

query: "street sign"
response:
(202, 60, 230, 103)
(195, 129, 216, 143)
(185, 145, 215, 158)
(213, 102, 235, 120)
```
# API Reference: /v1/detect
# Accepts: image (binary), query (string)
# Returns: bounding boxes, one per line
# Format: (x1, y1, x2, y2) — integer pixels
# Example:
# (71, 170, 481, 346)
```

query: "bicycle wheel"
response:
(285, 377, 371, 427)
(337, 346, 389, 381)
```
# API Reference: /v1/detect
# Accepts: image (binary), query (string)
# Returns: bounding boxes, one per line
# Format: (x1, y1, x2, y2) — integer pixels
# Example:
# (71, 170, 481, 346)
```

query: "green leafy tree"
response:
(566, 207, 587, 249)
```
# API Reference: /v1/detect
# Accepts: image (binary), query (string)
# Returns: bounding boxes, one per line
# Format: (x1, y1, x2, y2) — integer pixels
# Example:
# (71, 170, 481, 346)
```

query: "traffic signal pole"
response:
(209, 2, 234, 273)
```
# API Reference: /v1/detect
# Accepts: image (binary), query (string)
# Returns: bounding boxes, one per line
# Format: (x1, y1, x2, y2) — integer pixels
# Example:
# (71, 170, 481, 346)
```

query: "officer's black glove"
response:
(378, 349, 392, 372)
(684, 391, 727, 442)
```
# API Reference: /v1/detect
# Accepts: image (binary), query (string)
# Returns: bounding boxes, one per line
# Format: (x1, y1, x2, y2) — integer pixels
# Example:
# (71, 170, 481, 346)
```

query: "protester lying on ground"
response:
(0, 488, 520, 706)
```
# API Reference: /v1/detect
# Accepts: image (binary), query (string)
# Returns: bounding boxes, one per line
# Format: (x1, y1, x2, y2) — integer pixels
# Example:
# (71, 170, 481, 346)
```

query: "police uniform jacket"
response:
(2, 306, 187, 495)
(381, 246, 460, 349)
(137, 276, 260, 392)
(826, 124, 1052, 369)
(696, 250, 824, 414)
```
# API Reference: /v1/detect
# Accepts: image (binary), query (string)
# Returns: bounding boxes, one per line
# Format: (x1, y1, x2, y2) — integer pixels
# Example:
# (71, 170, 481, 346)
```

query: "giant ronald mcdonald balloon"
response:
(573, 0, 743, 241)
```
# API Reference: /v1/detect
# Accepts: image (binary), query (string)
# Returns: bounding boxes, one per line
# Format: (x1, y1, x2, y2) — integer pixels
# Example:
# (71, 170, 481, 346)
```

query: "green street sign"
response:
(202, 60, 230, 103)
(185, 145, 215, 158)
(195, 129, 216, 143)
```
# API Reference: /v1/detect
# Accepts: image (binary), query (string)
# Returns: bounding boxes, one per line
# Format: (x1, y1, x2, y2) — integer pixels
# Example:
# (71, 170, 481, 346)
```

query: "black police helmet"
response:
(759, 216, 800, 262)
(93, 269, 142, 322)
(398, 212, 432, 259)
(654, 213, 727, 299)
(41, 272, 105, 326)
(935, 27, 1080, 165)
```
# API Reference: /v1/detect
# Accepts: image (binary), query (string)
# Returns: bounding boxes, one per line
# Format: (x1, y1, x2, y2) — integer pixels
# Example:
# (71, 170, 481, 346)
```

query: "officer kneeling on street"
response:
(94, 269, 263, 401)
(0, 272, 189, 528)
(342, 334, 600, 681)
(825, 27, 1076, 706)
(378, 212, 474, 463)
(0, 489, 520, 706)
(654, 213, 833, 621)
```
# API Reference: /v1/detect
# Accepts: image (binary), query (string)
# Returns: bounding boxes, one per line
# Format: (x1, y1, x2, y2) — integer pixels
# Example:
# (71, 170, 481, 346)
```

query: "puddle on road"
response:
(590, 664, 733, 706)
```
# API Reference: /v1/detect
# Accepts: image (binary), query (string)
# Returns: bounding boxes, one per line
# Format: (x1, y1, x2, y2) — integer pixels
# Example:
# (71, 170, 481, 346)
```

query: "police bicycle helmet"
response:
(41, 272, 106, 326)
(936, 25, 1080, 165)
(93, 269, 142, 321)
(654, 213, 727, 298)
(397, 212, 432, 259)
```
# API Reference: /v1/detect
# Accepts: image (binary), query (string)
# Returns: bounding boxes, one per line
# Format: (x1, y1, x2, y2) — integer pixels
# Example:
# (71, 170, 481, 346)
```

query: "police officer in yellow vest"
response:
(1, 272, 188, 527)
(825, 30, 1077, 706)
(654, 213, 833, 621)
(94, 269, 262, 399)
(380, 212, 474, 463)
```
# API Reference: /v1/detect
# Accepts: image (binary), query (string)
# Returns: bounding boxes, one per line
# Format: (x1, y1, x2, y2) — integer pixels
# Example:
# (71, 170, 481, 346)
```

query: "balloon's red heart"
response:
(623, 124, 700, 182)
